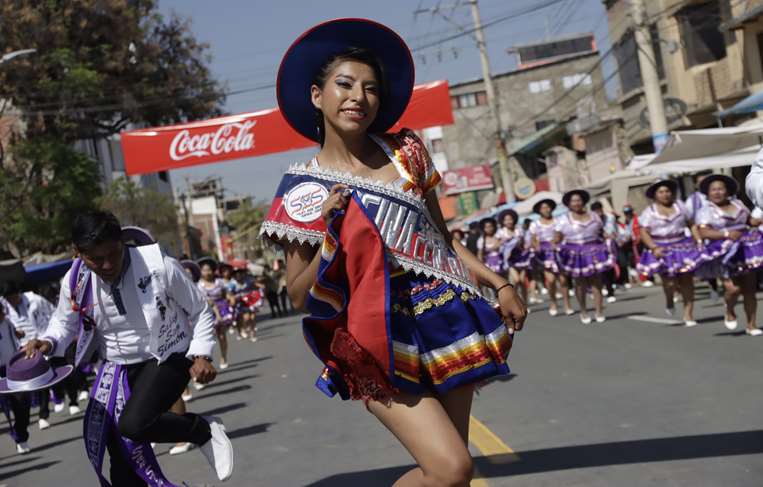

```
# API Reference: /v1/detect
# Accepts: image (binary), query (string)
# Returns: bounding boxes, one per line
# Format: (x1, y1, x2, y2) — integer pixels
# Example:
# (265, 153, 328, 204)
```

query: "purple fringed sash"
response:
(84, 361, 179, 487)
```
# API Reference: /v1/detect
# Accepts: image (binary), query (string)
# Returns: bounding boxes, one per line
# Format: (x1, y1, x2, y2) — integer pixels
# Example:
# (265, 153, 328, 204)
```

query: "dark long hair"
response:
(312, 47, 387, 146)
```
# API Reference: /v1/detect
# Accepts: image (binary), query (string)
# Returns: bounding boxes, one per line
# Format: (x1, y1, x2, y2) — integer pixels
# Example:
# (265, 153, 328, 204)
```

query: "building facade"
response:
(605, 0, 760, 153)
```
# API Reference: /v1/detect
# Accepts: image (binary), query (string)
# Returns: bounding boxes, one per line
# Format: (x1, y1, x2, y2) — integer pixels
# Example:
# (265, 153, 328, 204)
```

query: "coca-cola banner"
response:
(121, 80, 454, 175)
(440, 165, 495, 196)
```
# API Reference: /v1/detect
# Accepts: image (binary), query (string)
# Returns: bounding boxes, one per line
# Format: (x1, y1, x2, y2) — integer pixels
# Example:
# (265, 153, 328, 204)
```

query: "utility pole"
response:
(631, 0, 668, 153)
(469, 0, 515, 203)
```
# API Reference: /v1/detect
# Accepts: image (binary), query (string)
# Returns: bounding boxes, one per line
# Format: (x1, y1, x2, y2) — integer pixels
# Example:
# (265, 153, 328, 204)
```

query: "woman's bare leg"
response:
(722, 277, 741, 322)
(678, 273, 695, 322)
(216, 328, 228, 366)
(662, 276, 676, 313)
(574, 277, 589, 319)
(590, 275, 604, 316)
(738, 273, 758, 330)
(544, 271, 558, 313)
(367, 391, 474, 487)
(559, 274, 573, 313)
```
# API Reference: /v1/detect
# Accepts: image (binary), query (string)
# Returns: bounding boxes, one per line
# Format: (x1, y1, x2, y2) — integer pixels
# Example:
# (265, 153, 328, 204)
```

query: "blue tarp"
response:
(24, 259, 73, 286)
(719, 91, 763, 118)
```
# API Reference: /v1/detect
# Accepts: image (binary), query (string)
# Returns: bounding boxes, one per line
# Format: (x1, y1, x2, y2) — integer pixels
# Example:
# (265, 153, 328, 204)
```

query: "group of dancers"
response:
(2, 15, 761, 487)
(463, 174, 763, 335)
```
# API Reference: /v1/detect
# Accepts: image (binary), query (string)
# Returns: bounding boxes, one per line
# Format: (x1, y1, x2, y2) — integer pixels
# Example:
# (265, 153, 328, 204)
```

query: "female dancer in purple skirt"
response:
(636, 180, 703, 327)
(198, 259, 233, 368)
(496, 209, 532, 304)
(477, 217, 504, 274)
(696, 175, 763, 336)
(530, 199, 572, 316)
(554, 190, 614, 324)
(264, 18, 527, 486)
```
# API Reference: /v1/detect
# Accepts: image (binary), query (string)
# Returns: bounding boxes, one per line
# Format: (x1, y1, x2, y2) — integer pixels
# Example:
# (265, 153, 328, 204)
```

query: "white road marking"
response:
(625, 315, 681, 325)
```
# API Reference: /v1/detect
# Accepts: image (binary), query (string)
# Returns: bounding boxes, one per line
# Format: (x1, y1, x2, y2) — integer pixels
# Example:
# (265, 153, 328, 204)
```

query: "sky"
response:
(158, 0, 614, 202)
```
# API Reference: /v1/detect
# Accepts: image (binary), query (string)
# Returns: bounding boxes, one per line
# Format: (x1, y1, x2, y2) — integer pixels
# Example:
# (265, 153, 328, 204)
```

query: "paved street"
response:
(1, 283, 761, 486)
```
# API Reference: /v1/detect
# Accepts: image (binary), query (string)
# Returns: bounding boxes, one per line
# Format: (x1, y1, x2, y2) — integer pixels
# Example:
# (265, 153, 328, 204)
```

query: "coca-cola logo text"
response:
(169, 120, 256, 161)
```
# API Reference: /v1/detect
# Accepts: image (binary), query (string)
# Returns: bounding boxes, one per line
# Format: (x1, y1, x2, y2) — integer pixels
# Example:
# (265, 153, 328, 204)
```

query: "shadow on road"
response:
(482, 373, 518, 386)
(0, 461, 60, 481)
(227, 422, 274, 440)
(217, 356, 273, 375)
(697, 315, 724, 324)
(199, 402, 248, 417)
(304, 429, 763, 486)
(194, 384, 252, 401)
(714, 331, 747, 337)
(205, 374, 259, 390)
(606, 311, 645, 321)
(0, 455, 41, 470)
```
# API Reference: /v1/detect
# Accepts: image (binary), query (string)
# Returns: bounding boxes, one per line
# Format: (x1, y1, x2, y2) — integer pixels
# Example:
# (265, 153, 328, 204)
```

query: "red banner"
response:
(441, 165, 495, 195)
(121, 80, 454, 175)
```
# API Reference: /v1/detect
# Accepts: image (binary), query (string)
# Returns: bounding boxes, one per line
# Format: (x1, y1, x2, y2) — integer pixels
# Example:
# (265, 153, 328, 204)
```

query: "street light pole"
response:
(469, 0, 515, 203)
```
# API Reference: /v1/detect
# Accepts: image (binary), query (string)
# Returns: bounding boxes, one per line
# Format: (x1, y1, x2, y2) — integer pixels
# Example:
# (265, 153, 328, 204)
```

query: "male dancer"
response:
(0, 283, 61, 429)
(0, 299, 32, 453)
(23, 211, 233, 485)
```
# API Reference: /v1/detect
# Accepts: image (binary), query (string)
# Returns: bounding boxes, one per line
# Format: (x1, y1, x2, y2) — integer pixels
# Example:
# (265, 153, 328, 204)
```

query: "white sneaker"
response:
(746, 328, 763, 336)
(565, 308, 575, 316)
(665, 307, 675, 317)
(541, 288, 548, 295)
(602, 288, 609, 297)
(16, 442, 30, 455)
(219, 362, 229, 370)
(549, 308, 558, 317)
(169, 442, 193, 455)
(228, 327, 235, 335)
(642, 281, 654, 288)
(151, 442, 156, 450)
(249, 337, 258, 343)
(624, 283, 633, 289)
(580, 315, 592, 324)
(78, 390, 90, 402)
(69, 405, 81, 415)
(200, 416, 233, 481)
(595, 315, 606, 323)
(182, 391, 193, 402)
(53, 403, 65, 413)
(684, 320, 698, 327)
(194, 381, 206, 391)
(724, 319, 739, 330)
(606, 296, 617, 304)
(38, 419, 50, 430)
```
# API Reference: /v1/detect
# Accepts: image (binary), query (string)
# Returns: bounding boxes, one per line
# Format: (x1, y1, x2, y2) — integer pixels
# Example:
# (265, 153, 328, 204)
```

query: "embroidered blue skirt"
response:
(387, 270, 513, 395)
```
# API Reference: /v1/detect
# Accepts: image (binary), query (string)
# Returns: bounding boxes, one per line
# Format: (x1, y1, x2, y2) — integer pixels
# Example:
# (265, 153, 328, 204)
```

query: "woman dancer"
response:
(636, 180, 703, 327)
(197, 259, 233, 369)
(530, 199, 572, 316)
(496, 210, 532, 304)
(554, 190, 614, 324)
(696, 175, 763, 336)
(477, 218, 503, 274)
(261, 19, 526, 487)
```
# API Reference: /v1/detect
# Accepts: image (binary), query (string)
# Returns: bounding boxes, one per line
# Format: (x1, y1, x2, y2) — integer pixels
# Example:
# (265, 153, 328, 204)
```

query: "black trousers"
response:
(279, 287, 290, 314)
(108, 353, 211, 487)
(265, 290, 282, 317)
(5, 393, 31, 443)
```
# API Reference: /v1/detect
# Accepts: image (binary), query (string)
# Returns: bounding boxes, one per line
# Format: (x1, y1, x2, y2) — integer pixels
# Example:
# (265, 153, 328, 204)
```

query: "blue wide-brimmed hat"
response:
(0, 351, 73, 394)
(277, 18, 415, 142)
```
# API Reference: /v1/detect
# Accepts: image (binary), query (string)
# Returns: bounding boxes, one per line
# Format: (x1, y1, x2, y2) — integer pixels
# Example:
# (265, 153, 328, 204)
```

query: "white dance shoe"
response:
(200, 415, 234, 481)
(169, 442, 193, 455)
(746, 328, 762, 336)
